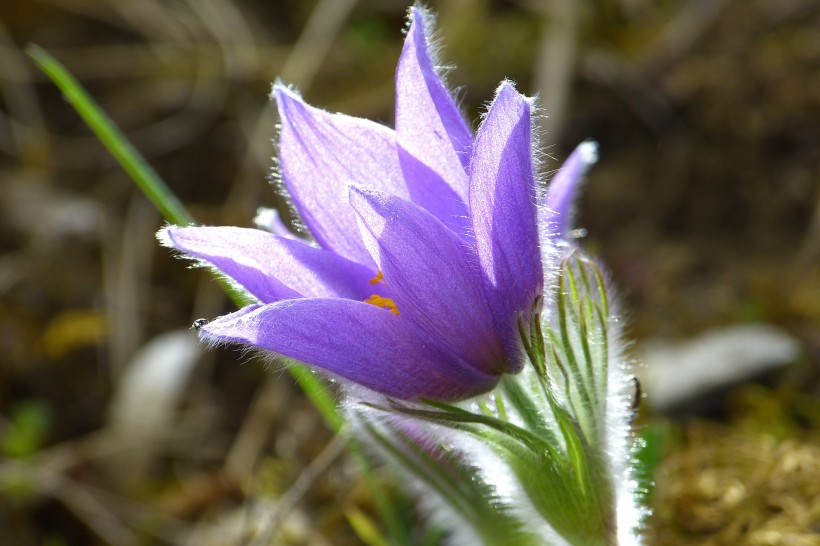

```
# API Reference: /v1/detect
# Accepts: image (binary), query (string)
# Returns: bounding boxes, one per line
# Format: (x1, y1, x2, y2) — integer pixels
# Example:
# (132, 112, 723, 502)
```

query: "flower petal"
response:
(200, 300, 499, 400)
(274, 85, 408, 264)
(160, 226, 374, 302)
(349, 186, 505, 371)
(544, 141, 598, 240)
(396, 7, 472, 204)
(397, 149, 471, 237)
(469, 82, 541, 354)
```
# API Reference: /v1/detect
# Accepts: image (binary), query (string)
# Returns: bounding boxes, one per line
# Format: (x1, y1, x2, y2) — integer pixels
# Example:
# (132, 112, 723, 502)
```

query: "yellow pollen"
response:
(369, 270, 385, 285)
(365, 294, 400, 315)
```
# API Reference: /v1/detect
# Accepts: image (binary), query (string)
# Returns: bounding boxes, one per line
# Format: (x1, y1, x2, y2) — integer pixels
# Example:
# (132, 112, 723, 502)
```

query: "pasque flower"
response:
(159, 7, 586, 402)
(156, 7, 646, 543)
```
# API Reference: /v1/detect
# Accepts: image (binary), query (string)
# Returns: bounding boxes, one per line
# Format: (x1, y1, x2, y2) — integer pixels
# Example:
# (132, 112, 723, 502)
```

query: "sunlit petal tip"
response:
(396, 3, 472, 205)
(579, 139, 599, 162)
(491, 79, 533, 116)
(197, 304, 263, 349)
(155, 223, 174, 248)
(271, 80, 298, 101)
(347, 183, 379, 206)
(545, 140, 599, 240)
(159, 225, 376, 302)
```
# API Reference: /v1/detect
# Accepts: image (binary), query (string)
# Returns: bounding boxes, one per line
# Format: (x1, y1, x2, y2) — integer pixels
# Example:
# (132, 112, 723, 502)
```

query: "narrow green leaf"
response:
(551, 403, 593, 503)
(556, 273, 596, 419)
(590, 260, 610, 319)
(578, 302, 601, 421)
(545, 329, 572, 393)
(592, 301, 610, 394)
(345, 508, 390, 546)
(500, 376, 560, 446)
(633, 422, 666, 506)
(27, 45, 194, 227)
(407, 401, 561, 461)
(529, 309, 547, 373)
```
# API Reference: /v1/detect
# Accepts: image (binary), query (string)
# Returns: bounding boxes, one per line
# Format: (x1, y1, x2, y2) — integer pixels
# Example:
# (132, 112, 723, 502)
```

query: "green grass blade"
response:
(287, 365, 344, 431)
(27, 44, 347, 433)
(27, 44, 194, 227)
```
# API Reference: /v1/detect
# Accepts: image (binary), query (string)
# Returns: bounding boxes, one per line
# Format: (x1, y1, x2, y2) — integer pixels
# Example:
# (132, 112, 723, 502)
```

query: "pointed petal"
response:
(275, 85, 408, 264)
(349, 186, 505, 371)
(469, 82, 542, 348)
(160, 226, 374, 302)
(396, 7, 472, 205)
(544, 141, 598, 240)
(201, 300, 499, 400)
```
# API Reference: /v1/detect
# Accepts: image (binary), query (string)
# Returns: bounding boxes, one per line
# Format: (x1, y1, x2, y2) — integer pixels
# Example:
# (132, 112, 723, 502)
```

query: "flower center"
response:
(365, 271, 399, 315)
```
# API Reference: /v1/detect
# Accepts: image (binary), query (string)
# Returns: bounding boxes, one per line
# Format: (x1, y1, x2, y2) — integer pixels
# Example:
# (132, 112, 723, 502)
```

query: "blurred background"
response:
(0, 0, 818, 544)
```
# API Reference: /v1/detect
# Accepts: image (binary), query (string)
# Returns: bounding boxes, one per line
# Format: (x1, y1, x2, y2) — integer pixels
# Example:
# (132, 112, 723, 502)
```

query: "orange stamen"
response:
(364, 294, 400, 315)
(369, 270, 385, 285)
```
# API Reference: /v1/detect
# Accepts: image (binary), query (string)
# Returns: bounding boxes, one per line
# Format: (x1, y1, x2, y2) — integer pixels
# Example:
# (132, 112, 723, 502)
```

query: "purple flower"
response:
(159, 7, 585, 401)
(544, 140, 598, 242)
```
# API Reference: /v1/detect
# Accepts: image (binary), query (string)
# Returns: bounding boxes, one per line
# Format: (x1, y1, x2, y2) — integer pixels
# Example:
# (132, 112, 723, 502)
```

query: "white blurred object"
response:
(638, 324, 800, 411)
(253, 207, 297, 239)
(106, 329, 200, 485)
(2, 175, 103, 247)
(182, 502, 331, 546)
